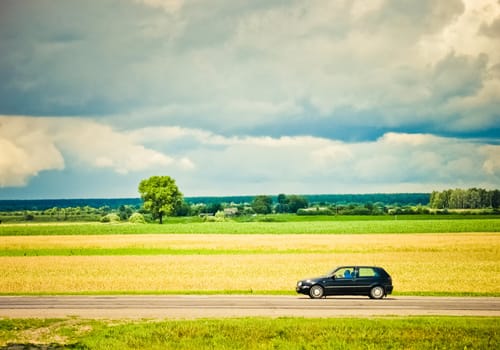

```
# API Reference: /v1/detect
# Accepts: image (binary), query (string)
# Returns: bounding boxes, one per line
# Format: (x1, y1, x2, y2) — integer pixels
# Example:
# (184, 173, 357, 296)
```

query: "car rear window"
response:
(358, 268, 377, 277)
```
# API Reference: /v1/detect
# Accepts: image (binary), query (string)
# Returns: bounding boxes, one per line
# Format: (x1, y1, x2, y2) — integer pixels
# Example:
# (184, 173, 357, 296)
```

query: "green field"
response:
(0, 317, 498, 349)
(1, 217, 499, 235)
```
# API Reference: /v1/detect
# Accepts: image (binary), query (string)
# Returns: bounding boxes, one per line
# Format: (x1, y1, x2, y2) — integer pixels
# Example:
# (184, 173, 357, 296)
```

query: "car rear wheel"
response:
(369, 286, 385, 299)
(309, 285, 325, 299)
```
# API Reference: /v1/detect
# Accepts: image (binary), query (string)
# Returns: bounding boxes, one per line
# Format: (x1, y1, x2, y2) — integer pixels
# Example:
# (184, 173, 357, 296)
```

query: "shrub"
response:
(128, 212, 146, 224)
(24, 213, 35, 221)
(100, 213, 120, 223)
(204, 211, 226, 222)
(297, 208, 333, 216)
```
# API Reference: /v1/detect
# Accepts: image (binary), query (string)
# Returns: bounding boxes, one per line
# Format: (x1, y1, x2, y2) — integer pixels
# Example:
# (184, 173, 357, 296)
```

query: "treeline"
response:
(0, 205, 142, 223)
(1, 190, 498, 223)
(0, 193, 429, 211)
(429, 188, 500, 209)
(0, 194, 425, 223)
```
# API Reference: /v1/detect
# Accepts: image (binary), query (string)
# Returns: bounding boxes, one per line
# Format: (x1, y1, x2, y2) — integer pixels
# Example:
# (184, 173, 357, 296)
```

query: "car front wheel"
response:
(309, 285, 325, 299)
(369, 286, 385, 299)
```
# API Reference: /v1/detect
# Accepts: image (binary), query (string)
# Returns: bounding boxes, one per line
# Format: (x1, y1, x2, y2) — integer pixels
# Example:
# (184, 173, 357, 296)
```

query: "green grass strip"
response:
(1, 317, 498, 349)
(0, 248, 321, 256)
(1, 218, 499, 235)
(0, 246, 465, 256)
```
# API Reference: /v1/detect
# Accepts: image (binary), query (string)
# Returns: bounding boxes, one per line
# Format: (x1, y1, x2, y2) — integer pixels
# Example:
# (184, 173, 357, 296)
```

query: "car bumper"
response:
(296, 285, 311, 295)
(385, 285, 393, 294)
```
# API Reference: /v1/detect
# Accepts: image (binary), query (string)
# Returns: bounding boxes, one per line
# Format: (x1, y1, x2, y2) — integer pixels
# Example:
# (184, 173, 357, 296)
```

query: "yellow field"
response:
(3, 233, 499, 252)
(1, 233, 499, 294)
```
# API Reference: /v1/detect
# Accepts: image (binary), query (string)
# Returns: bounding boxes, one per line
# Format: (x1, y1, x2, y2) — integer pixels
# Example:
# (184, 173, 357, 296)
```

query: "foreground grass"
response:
(1, 218, 499, 235)
(0, 317, 498, 349)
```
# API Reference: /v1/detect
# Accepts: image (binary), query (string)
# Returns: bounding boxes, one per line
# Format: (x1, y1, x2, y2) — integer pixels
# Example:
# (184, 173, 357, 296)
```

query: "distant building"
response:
(223, 208, 238, 217)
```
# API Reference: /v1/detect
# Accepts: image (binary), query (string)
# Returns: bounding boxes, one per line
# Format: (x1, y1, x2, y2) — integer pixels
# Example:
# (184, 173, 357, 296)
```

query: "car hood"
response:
(299, 275, 329, 283)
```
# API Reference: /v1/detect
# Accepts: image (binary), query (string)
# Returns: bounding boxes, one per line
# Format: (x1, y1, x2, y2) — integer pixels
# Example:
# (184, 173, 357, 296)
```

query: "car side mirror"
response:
(331, 275, 335, 280)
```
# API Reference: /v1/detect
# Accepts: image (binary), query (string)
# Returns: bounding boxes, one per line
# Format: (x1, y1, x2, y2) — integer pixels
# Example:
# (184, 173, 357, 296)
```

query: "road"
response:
(1, 295, 499, 319)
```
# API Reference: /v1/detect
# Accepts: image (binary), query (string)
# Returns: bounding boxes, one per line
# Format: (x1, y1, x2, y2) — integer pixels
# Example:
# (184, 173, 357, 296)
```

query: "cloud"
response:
(1, 116, 498, 195)
(128, 124, 500, 195)
(481, 145, 500, 175)
(1, 0, 499, 140)
(479, 15, 500, 37)
(50, 119, 174, 174)
(1, 1, 499, 197)
(0, 116, 175, 187)
(136, 0, 184, 15)
(0, 118, 64, 186)
(303, 133, 491, 190)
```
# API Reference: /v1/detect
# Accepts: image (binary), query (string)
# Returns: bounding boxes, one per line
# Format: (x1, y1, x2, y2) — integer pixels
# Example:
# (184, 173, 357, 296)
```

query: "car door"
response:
(354, 267, 378, 293)
(324, 267, 356, 295)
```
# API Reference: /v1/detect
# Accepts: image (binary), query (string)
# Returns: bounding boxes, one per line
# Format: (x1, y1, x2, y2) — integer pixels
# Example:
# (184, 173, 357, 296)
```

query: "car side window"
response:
(358, 268, 376, 278)
(334, 267, 355, 279)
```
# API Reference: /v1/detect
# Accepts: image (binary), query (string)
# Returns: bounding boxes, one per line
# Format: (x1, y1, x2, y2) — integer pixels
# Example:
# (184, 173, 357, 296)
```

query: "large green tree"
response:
(275, 193, 289, 213)
(286, 194, 309, 213)
(138, 176, 183, 224)
(251, 195, 273, 214)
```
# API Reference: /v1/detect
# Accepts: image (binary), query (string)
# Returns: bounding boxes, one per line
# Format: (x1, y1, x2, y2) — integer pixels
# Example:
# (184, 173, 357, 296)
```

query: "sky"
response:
(0, 0, 499, 199)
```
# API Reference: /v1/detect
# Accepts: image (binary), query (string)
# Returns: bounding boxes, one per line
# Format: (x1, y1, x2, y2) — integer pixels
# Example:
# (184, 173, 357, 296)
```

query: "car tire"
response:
(369, 286, 385, 299)
(309, 285, 325, 299)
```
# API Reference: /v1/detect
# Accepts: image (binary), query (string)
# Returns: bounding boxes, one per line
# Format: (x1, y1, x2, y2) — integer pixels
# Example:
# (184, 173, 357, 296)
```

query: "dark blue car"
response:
(296, 266, 393, 299)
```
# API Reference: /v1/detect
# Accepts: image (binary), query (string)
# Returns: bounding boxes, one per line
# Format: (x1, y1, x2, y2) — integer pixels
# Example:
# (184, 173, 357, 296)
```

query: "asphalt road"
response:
(1, 295, 499, 319)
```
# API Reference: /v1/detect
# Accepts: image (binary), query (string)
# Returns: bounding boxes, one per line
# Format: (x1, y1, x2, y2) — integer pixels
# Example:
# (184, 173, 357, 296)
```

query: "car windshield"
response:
(326, 267, 338, 276)
(327, 267, 357, 278)
(327, 267, 348, 276)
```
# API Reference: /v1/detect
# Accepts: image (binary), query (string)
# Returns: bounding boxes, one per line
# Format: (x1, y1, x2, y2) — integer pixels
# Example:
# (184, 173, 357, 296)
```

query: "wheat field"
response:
(2, 232, 499, 251)
(1, 233, 498, 294)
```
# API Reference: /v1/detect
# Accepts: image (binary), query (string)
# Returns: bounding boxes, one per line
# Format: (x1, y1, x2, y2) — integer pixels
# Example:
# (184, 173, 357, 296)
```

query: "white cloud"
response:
(481, 145, 500, 175)
(178, 157, 195, 170)
(133, 126, 500, 195)
(136, 0, 184, 15)
(1, 116, 498, 195)
(0, 116, 176, 187)
(0, 117, 64, 187)
(50, 119, 174, 174)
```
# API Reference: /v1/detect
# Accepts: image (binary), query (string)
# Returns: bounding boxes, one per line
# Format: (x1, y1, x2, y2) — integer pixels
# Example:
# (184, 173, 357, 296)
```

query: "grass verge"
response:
(1, 218, 499, 235)
(0, 317, 498, 349)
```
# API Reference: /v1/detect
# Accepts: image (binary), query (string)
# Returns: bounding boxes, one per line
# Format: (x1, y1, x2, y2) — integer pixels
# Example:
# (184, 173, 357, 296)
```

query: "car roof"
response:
(336, 266, 384, 269)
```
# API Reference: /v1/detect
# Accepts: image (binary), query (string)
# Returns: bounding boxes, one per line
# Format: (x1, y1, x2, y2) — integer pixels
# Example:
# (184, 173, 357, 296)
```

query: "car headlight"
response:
(297, 281, 302, 287)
